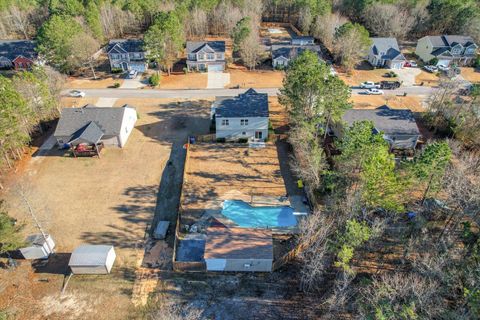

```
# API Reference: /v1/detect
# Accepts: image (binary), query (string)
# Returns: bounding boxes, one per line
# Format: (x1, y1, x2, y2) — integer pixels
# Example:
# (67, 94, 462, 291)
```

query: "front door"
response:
(255, 131, 263, 140)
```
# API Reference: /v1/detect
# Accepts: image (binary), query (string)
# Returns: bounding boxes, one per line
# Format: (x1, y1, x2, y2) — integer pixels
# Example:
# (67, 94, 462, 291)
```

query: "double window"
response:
(207, 53, 215, 60)
(221, 119, 229, 126)
(240, 119, 249, 126)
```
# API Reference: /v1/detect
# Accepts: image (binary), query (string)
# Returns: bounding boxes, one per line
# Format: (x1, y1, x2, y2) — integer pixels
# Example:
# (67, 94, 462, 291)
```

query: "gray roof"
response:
(342, 105, 420, 136)
(186, 41, 225, 54)
(426, 35, 477, 48)
(291, 36, 314, 41)
(54, 105, 135, 138)
(272, 45, 321, 60)
(68, 121, 104, 145)
(107, 39, 144, 53)
(0, 40, 37, 61)
(214, 89, 268, 118)
(69, 245, 114, 266)
(371, 38, 405, 61)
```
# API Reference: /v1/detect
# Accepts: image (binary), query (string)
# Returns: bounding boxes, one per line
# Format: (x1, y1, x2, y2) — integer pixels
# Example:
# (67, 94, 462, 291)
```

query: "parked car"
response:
(360, 81, 380, 89)
(405, 60, 418, 68)
(69, 90, 85, 97)
(379, 81, 401, 90)
(364, 88, 384, 95)
(127, 70, 138, 79)
(437, 64, 450, 72)
(424, 65, 438, 73)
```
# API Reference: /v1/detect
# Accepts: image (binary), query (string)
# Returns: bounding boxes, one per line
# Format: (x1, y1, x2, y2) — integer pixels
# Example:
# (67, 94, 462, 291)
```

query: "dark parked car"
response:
(379, 81, 401, 90)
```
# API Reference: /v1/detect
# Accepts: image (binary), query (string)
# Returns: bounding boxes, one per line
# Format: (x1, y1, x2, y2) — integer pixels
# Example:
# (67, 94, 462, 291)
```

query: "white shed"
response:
(68, 245, 116, 274)
(19, 234, 55, 260)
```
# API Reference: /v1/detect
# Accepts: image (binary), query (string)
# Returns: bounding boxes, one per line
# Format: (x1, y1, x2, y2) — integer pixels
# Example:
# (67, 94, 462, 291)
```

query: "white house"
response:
(54, 104, 137, 148)
(204, 227, 273, 272)
(367, 38, 406, 69)
(415, 35, 478, 66)
(213, 88, 269, 141)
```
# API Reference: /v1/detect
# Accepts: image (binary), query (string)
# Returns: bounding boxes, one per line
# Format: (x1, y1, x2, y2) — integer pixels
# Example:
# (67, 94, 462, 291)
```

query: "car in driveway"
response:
(405, 60, 418, 68)
(363, 88, 384, 95)
(69, 90, 85, 97)
(424, 65, 438, 73)
(127, 70, 138, 79)
(360, 81, 381, 89)
(437, 64, 450, 72)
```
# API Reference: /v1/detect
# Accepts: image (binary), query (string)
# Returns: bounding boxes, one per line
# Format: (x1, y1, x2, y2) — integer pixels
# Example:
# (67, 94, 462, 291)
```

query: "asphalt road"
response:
(63, 86, 436, 99)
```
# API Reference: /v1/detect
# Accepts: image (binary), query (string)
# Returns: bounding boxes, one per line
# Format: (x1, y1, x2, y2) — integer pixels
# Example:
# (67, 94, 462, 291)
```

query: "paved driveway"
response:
(121, 73, 147, 89)
(396, 68, 421, 86)
(207, 72, 230, 89)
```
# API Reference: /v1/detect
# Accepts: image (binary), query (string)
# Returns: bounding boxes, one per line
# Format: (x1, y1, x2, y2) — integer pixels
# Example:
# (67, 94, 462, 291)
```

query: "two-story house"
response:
(186, 41, 226, 72)
(415, 35, 478, 66)
(107, 39, 147, 72)
(367, 38, 406, 69)
(0, 40, 38, 70)
(213, 88, 269, 141)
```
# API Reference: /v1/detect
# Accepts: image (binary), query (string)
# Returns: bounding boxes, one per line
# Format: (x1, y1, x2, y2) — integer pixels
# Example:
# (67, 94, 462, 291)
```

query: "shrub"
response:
(112, 82, 121, 88)
(474, 56, 480, 69)
(149, 73, 161, 86)
(216, 137, 226, 143)
(183, 67, 188, 74)
(429, 57, 438, 66)
(238, 138, 248, 143)
(111, 68, 123, 74)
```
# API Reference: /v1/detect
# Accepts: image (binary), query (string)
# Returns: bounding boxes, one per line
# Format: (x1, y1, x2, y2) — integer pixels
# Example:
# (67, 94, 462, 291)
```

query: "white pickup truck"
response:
(360, 81, 381, 89)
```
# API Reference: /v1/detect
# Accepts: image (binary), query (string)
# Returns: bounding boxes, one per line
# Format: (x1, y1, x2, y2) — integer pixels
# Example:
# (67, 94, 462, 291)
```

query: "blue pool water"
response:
(221, 200, 297, 228)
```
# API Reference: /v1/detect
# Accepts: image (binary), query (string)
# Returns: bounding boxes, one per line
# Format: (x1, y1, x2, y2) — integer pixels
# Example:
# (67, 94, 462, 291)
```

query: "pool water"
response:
(221, 200, 297, 228)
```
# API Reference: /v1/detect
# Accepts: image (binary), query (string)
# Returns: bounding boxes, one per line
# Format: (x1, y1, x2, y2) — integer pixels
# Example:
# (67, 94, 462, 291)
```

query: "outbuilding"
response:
(204, 227, 273, 272)
(68, 245, 116, 274)
(19, 234, 55, 260)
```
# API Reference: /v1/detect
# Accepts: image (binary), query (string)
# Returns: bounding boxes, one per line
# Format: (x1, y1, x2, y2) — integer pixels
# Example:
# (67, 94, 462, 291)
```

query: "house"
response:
(68, 245, 116, 275)
(186, 41, 225, 72)
(204, 227, 273, 272)
(290, 35, 315, 46)
(331, 105, 421, 150)
(54, 104, 137, 148)
(107, 39, 147, 72)
(271, 45, 322, 68)
(367, 38, 406, 69)
(0, 40, 38, 69)
(415, 35, 478, 66)
(213, 88, 269, 141)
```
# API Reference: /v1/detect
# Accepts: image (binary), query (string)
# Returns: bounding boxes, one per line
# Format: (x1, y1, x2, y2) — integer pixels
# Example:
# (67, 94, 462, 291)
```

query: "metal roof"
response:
(107, 39, 144, 53)
(342, 105, 420, 136)
(54, 105, 135, 138)
(186, 41, 225, 54)
(69, 245, 114, 266)
(214, 89, 268, 118)
(204, 227, 273, 260)
(0, 40, 37, 61)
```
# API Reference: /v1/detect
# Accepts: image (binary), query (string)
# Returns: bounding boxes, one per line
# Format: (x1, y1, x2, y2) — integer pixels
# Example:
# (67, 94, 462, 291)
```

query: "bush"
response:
(474, 56, 480, 69)
(216, 137, 226, 143)
(429, 57, 438, 66)
(149, 73, 161, 86)
(238, 138, 248, 143)
(112, 82, 121, 88)
(183, 67, 188, 74)
(111, 68, 123, 74)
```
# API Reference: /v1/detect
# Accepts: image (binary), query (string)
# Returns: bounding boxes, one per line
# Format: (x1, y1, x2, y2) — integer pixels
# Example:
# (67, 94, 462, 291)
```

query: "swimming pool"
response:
(221, 200, 297, 228)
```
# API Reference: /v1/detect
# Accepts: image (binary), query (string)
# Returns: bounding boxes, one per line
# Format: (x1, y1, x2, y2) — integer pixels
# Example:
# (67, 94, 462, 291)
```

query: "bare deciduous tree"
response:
(99, 3, 139, 39)
(185, 7, 208, 39)
(239, 32, 263, 70)
(363, 3, 416, 39)
(312, 13, 348, 50)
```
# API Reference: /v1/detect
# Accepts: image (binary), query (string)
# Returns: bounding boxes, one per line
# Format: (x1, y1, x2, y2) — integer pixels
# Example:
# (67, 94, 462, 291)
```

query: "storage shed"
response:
(19, 234, 55, 260)
(204, 227, 273, 272)
(68, 245, 116, 274)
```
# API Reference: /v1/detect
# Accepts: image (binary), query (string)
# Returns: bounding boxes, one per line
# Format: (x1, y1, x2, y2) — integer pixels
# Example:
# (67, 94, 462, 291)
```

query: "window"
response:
(207, 53, 214, 60)
(216, 53, 223, 59)
(240, 119, 248, 126)
(221, 119, 229, 126)
(242, 132, 246, 135)
(198, 53, 205, 60)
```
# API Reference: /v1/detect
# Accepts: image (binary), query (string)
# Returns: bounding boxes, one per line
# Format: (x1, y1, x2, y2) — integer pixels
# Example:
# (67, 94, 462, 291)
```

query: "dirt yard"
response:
(415, 70, 440, 86)
(229, 69, 284, 88)
(269, 97, 289, 133)
(260, 23, 297, 45)
(159, 72, 208, 89)
(65, 77, 124, 89)
(460, 67, 480, 83)
(351, 95, 425, 112)
(338, 68, 390, 86)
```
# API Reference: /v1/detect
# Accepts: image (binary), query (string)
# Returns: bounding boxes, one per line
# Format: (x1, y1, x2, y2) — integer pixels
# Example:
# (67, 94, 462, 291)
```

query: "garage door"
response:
(130, 64, 146, 72)
(437, 59, 451, 67)
(208, 64, 224, 72)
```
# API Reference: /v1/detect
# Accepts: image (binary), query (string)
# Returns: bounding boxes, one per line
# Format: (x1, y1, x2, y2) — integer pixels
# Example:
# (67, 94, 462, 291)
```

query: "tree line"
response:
(280, 50, 480, 318)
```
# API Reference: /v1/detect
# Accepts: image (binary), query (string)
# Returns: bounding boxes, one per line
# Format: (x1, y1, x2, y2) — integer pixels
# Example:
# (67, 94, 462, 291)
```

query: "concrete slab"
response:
(207, 72, 230, 89)
(121, 73, 147, 89)
(396, 68, 421, 86)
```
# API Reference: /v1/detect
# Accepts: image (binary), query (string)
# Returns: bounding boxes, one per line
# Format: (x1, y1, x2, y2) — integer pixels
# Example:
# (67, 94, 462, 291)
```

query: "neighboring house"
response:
(54, 104, 137, 148)
(0, 40, 38, 70)
(290, 35, 315, 46)
(331, 105, 421, 150)
(107, 39, 147, 72)
(204, 227, 273, 272)
(186, 41, 225, 72)
(415, 35, 478, 66)
(367, 38, 406, 69)
(271, 45, 322, 68)
(213, 88, 269, 141)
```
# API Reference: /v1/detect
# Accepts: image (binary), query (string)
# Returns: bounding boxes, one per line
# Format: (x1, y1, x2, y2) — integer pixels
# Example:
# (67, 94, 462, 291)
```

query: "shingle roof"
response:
(291, 36, 314, 41)
(186, 41, 225, 54)
(69, 245, 114, 266)
(0, 40, 37, 61)
(204, 227, 273, 260)
(68, 121, 104, 145)
(426, 35, 477, 48)
(271, 45, 321, 60)
(371, 38, 405, 61)
(54, 105, 135, 138)
(214, 89, 268, 118)
(107, 39, 144, 53)
(431, 47, 452, 57)
(342, 105, 420, 136)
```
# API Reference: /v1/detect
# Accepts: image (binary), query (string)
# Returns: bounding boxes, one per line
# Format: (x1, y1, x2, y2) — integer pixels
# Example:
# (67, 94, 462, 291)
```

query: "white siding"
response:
(206, 258, 227, 271)
(216, 116, 268, 140)
(118, 107, 137, 147)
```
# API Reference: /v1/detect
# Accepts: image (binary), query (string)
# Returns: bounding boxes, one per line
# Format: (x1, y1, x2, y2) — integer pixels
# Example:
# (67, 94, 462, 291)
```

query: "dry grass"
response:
(60, 96, 99, 107)
(338, 68, 389, 86)
(65, 77, 124, 89)
(350, 95, 425, 112)
(460, 67, 480, 83)
(269, 96, 289, 132)
(229, 69, 284, 88)
(159, 72, 208, 89)
(415, 71, 440, 86)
